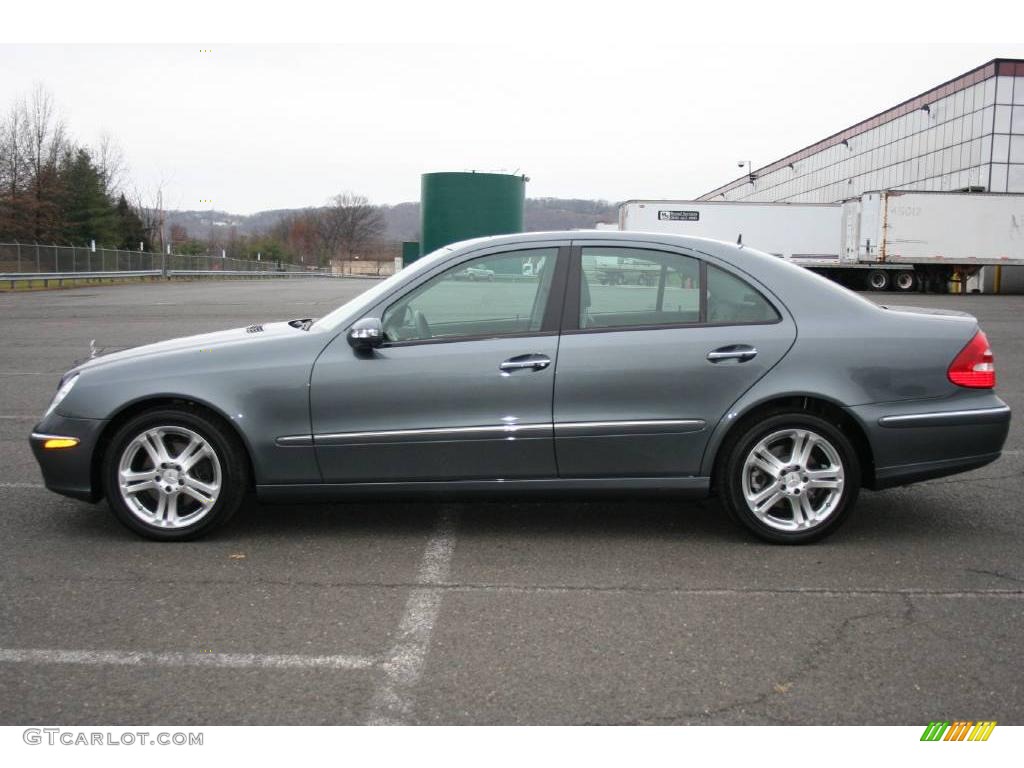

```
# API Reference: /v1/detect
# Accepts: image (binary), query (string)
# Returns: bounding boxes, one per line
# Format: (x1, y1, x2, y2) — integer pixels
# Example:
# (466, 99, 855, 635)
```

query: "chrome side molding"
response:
(281, 418, 709, 447)
(313, 423, 553, 446)
(878, 405, 1011, 428)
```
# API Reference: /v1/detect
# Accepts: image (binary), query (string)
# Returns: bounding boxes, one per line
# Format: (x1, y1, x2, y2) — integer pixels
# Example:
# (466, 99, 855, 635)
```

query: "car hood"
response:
(72, 321, 308, 373)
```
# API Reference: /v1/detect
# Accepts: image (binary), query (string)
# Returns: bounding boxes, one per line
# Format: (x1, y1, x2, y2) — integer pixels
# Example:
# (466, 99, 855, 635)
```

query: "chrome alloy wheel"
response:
(117, 426, 222, 529)
(740, 428, 845, 532)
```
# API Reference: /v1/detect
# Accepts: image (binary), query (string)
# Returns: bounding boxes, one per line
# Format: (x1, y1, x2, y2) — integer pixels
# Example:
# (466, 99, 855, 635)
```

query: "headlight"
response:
(44, 374, 79, 417)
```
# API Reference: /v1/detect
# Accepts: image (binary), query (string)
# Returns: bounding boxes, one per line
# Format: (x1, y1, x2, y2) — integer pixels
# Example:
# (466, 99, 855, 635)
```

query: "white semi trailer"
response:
(619, 191, 1024, 292)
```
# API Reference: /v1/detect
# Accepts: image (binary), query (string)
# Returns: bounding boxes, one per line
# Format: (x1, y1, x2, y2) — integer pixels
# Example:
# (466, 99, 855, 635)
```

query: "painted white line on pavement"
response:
(0, 647, 377, 670)
(366, 510, 458, 726)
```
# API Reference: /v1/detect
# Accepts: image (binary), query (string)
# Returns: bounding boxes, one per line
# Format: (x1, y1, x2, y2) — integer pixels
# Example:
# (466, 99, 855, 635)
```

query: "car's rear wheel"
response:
(102, 406, 249, 541)
(717, 412, 860, 544)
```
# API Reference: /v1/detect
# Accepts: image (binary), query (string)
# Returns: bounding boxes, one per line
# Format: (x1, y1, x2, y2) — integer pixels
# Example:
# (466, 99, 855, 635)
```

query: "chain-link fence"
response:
(0, 242, 328, 276)
(0, 242, 160, 274)
(164, 252, 312, 273)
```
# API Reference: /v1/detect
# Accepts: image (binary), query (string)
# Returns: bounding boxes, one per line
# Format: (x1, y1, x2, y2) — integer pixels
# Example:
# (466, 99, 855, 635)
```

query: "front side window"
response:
(579, 247, 700, 329)
(382, 248, 558, 343)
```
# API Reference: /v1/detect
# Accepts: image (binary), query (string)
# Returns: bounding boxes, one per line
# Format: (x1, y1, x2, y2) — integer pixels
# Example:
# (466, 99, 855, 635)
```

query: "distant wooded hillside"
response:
(165, 197, 619, 242)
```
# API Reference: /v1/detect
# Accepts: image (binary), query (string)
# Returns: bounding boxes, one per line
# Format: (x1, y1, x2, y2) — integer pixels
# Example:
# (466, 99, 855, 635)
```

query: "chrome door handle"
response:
(707, 346, 758, 362)
(499, 354, 551, 372)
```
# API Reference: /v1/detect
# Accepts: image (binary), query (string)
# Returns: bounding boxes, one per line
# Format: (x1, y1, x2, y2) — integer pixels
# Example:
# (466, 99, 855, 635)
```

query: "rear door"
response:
(553, 242, 796, 478)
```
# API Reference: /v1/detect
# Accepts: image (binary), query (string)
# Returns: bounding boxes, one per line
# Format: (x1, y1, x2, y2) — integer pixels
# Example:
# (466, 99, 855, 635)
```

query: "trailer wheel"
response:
(894, 271, 916, 292)
(866, 269, 890, 291)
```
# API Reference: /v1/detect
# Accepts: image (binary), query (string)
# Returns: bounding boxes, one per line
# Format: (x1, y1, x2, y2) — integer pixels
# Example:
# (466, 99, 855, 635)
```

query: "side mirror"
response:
(347, 317, 384, 351)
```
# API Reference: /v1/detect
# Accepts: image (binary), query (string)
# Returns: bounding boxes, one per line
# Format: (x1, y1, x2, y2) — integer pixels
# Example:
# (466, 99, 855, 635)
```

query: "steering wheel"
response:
(413, 309, 431, 340)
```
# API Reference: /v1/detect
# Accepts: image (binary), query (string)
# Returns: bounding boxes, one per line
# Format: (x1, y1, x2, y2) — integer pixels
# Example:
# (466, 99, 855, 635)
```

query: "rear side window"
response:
(576, 247, 778, 329)
(579, 247, 700, 329)
(706, 265, 780, 324)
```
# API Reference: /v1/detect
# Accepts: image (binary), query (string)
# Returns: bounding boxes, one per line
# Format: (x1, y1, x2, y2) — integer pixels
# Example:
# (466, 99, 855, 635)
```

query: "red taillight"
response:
(948, 330, 996, 388)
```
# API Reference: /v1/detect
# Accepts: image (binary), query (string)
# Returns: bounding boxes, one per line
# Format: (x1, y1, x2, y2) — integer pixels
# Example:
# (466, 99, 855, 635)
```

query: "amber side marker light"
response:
(43, 437, 79, 449)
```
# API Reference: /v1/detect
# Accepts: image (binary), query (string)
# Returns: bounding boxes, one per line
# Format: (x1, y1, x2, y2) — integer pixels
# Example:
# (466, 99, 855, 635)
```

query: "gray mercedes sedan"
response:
(30, 231, 1010, 543)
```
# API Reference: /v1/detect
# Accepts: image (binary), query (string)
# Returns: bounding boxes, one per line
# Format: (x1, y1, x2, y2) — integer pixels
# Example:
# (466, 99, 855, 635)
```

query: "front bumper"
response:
(29, 413, 107, 502)
(849, 394, 1011, 490)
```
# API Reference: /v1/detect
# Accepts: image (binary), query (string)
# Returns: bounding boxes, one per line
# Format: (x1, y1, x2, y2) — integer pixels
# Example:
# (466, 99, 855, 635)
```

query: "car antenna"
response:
(736, 233, 744, 247)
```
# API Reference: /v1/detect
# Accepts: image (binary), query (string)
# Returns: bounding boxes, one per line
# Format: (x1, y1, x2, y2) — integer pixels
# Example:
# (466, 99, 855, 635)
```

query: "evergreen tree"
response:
(114, 193, 148, 250)
(57, 147, 119, 246)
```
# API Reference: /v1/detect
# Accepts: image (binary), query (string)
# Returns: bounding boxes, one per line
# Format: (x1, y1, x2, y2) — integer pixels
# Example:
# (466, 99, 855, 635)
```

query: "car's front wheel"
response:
(717, 412, 860, 544)
(102, 406, 249, 541)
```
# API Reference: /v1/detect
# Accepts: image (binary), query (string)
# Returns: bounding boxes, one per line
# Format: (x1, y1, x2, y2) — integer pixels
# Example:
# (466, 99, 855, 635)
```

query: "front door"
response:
(311, 245, 568, 483)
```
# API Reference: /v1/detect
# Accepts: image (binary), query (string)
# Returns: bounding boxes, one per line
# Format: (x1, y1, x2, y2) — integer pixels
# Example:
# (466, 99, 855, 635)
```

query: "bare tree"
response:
(318, 192, 386, 264)
(25, 83, 68, 240)
(94, 131, 126, 198)
(0, 97, 29, 198)
(128, 180, 167, 252)
(0, 96, 31, 238)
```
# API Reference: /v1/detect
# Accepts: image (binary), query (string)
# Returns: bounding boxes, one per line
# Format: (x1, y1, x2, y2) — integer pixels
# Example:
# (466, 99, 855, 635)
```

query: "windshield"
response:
(314, 245, 455, 331)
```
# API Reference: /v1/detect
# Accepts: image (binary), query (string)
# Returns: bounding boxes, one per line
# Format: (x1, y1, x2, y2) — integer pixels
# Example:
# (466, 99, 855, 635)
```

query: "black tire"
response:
(866, 269, 890, 291)
(716, 411, 861, 544)
(102, 405, 250, 541)
(894, 270, 916, 292)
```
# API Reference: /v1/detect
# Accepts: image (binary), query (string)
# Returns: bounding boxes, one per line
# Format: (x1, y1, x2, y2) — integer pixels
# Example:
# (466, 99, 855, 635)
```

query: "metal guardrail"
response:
(166, 270, 336, 278)
(2, 270, 161, 280)
(1, 270, 163, 288)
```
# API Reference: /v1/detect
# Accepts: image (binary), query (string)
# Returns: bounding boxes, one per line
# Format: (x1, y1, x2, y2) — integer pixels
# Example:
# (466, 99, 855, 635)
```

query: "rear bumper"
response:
(872, 451, 1002, 489)
(29, 413, 106, 502)
(849, 396, 1011, 490)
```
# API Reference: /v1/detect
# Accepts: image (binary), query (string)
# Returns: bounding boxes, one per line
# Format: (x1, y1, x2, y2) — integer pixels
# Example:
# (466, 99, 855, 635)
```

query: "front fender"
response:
(55, 333, 327, 485)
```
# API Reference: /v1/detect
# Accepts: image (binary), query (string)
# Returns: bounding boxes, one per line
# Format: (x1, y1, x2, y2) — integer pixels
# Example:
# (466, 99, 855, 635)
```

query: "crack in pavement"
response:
(964, 568, 1023, 584)
(595, 605, 907, 725)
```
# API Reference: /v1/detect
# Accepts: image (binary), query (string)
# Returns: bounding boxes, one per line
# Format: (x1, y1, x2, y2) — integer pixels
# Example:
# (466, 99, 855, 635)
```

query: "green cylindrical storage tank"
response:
(420, 171, 525, 255)
(401, 241, 421, 267)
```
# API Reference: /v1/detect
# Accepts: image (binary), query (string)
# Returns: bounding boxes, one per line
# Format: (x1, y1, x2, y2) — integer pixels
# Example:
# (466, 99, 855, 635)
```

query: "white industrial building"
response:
(700, 58, 1024, 203)
(696, 58, 1024, 291)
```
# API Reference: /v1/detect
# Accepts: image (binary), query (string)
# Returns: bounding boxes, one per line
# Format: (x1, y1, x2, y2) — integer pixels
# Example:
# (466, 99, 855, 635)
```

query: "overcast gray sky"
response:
(2, 43, 1023, 214)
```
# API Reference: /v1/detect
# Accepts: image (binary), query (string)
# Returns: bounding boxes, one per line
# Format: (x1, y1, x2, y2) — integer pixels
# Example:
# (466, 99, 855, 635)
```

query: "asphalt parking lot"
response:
(0, 279, 1021, 725)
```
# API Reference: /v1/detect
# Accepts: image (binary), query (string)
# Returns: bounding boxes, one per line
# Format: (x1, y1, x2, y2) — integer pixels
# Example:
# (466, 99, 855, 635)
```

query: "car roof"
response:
(446, 229, 782, 269)
(448, 229, 746, 249)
